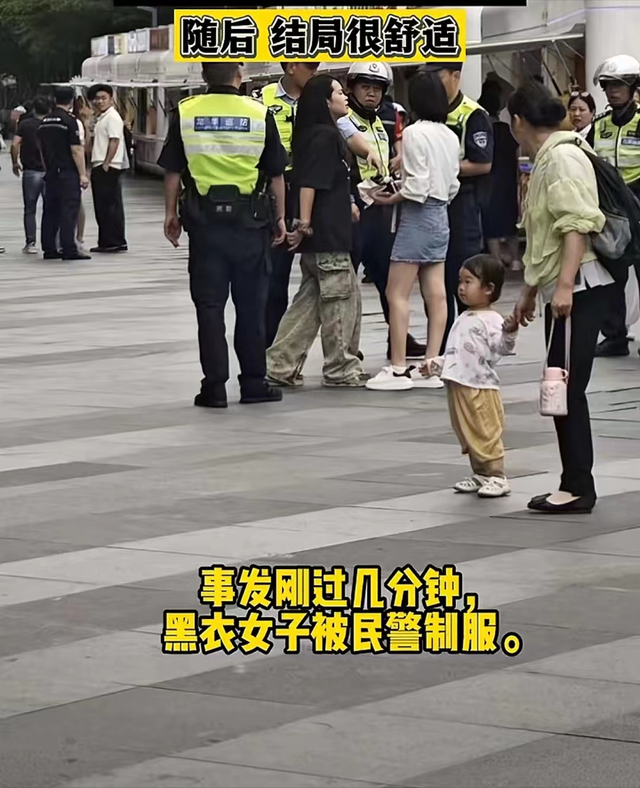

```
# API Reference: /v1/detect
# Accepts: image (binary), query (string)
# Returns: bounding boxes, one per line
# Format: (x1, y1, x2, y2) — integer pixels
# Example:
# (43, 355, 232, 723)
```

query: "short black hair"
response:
(33, 96, 51, 116)
(408, 72, 449, 123)
(462, 254, 505, 303)
(54, 86, 75, 106)
(87, 83, 113, 101)
(507, 79, 566, 129)
(202, 62, 242, 86)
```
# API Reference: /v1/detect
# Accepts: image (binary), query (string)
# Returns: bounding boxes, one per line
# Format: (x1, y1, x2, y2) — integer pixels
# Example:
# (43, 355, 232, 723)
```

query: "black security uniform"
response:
(37, 107, 82, 259)
(158, 85, 288, 403)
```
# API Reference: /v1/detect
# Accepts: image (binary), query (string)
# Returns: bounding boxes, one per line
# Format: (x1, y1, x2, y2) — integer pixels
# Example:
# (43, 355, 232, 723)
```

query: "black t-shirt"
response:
(157, 85, 287, 180)
(293, 125, 352, 254)
(37, 108, 81, 172)
(16, 116, 44, 171)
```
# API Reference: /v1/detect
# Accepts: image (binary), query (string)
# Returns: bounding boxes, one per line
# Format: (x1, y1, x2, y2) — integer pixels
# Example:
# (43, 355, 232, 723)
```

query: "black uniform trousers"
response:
(265, 176, 294, 348)
(41, 169, 80, 257)
(91, 167, 127, 249)
(545, 284, 609, 499)
(351, 201, 395, 323)
(188, 220, 271, 394)
(441, 187, 483, 353)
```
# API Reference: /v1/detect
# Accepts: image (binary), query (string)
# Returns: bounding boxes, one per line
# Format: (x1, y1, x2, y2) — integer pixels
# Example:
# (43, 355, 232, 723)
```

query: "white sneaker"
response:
(454, 475, 488, 494)
(366, 366, 413, 391)
(410, 367, 445, 389)
(23, 243, 38, 255)
(478, 477, 511, 498)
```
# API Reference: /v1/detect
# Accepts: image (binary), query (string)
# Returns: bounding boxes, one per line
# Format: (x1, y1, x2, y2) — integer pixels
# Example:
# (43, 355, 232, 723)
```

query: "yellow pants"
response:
(447, 382, 506, 478)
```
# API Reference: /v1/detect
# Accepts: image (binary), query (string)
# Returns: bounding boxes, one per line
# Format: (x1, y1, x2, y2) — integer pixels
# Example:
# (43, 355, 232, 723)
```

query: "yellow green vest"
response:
(260, 81, 295, 169)
(178, 93, 267, 196)
(446, 94, 487, 159)
(594, 106, 640, 186)
(348, 107, 390, 180)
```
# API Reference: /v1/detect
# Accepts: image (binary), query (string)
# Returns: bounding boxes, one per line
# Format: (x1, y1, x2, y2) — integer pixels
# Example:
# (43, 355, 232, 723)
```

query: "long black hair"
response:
(292, 73, 343, 161)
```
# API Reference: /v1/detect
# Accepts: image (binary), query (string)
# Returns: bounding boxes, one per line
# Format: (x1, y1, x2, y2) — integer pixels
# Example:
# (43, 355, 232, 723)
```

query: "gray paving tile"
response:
(503, 586, 640, 635)
(393, 734, 640, 787)
(577, 709, 640, 745)
(0, 285, 180, 306)
(240, 479, 439, 506)
(0, 687, 317, 788)
(0, 462, 138, 489)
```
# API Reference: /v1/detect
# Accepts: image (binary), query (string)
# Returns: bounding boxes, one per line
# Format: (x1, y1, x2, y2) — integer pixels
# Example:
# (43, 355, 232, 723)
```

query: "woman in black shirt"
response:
(267, 75, 365, 388)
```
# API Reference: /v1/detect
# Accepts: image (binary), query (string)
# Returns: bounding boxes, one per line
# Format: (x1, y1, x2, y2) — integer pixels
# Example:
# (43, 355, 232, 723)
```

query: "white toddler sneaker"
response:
(453, 476, 488, 494)
(478, 477, 511, 498)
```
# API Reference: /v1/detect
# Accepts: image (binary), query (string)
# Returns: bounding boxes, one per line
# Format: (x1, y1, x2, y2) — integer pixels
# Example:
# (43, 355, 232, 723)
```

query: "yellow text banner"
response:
(174, 8, 466, 64)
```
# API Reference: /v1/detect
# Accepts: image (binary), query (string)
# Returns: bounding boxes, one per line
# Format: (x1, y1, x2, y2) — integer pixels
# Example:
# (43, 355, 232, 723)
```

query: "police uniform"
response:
(344, 102, 394, 322)
(258, 80, 297, 348)
(37, 106, 84, 260)
(593, 102, 640, 349)
(442, 92, 494, 348)
(158, 84, 288, 403)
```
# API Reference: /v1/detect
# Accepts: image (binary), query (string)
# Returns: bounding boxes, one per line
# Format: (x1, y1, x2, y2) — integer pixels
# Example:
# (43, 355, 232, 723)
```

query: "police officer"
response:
(422, 62, 494, 349)
(256, 62, 319, 348)
(592, 54, 640, 357)
(340, 62, 426, 360)
(258, 62, 384, 347)
(37, 86, 91, 261)
(159, 62, 288, 408)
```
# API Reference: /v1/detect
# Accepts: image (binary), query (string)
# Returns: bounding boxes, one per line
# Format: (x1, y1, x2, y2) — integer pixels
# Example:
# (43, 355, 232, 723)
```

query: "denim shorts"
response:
(390, 197, 449, 265)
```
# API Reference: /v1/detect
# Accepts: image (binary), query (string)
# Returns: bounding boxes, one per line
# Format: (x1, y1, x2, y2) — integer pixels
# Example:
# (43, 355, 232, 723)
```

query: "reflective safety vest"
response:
(348, 107, 390, 180)
(260, 81, 295, 169)
(593, 106, 640, 187)
(178, 93, 267, 196)
(446, 94, 487, 160)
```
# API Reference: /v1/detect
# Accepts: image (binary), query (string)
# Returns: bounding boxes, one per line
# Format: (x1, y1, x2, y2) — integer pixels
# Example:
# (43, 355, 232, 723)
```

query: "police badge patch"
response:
(473, 131, 488, 149)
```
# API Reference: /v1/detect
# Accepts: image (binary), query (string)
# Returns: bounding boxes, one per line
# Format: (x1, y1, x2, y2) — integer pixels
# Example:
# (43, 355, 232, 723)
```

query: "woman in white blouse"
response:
(366, 72, 460, 391)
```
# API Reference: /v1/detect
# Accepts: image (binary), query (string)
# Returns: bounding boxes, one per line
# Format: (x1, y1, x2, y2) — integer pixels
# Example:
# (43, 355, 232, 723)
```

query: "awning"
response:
(467, 30, 584, 56)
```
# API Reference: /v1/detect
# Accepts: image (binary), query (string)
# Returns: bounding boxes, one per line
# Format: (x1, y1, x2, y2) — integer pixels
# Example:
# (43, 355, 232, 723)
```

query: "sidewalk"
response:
(1, 159, 640, 788)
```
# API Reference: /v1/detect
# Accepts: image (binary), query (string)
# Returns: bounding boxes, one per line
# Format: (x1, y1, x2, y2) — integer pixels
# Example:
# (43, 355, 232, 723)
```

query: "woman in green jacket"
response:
(510, 81, 612, 514)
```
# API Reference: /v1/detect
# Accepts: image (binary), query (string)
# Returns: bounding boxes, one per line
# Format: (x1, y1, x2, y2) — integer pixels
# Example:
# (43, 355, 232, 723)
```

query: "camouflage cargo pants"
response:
(267, 252, 364, 385)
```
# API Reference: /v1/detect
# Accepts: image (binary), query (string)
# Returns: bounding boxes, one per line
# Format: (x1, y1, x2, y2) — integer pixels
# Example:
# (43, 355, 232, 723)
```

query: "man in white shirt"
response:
(87, 84, 128, 253)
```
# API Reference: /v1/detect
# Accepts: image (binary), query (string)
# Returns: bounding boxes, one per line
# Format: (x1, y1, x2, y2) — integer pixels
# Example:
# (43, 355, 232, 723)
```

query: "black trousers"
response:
(41, 170, 80, 257)
(545, 285, 609, 499)
(441, 190, 483, 353)
(188, 221, 270, 393)
(352, 202, 394, 323)
(91, 167, 126, 249)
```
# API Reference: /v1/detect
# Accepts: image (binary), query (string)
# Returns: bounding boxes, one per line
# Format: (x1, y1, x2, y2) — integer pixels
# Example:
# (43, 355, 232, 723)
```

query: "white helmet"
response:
(347, 62, 391, 89)
(594, 54, 640, 87)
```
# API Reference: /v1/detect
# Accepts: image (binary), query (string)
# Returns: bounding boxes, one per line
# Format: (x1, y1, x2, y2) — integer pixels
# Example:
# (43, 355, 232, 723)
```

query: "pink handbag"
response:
(540, 317, 570, 417)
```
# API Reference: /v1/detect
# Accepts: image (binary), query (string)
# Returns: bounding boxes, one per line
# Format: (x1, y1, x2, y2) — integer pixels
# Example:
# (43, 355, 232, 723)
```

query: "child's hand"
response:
(420, 358, 440, 377)
(503, 314, 519, 334)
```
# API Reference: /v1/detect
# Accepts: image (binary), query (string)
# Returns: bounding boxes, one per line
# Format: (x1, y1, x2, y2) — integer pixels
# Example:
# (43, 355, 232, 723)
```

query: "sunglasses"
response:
(570, 91, 591, 99)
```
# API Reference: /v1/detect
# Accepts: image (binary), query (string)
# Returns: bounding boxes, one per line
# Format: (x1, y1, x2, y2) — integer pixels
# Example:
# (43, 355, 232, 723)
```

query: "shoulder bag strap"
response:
(544, 316, 571, 374)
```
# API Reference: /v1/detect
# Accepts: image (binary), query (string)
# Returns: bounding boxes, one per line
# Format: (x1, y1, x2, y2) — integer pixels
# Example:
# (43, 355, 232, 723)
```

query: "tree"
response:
(0, 0, 149, 97)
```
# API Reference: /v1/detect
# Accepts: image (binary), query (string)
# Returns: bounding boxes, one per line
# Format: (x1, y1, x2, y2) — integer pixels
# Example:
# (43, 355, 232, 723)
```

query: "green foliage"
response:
(0, 0, 149, 96)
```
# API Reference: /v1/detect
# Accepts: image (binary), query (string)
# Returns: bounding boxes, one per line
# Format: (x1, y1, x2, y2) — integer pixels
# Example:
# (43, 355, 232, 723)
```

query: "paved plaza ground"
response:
(2, 158, 640, 787)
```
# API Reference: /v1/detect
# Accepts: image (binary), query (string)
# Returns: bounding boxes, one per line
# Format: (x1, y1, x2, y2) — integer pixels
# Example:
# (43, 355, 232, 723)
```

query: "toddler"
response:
(422, 254, 518, 498)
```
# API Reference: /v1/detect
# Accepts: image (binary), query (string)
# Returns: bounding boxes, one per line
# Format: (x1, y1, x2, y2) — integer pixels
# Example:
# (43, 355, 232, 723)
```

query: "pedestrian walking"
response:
(267, 74, 365, 388)
(87, 84, 128, 253)
(159, 62, 287, 408)
(510, 80, 612, 514)
(366, 72, 460, 392)
(37, 87, 90, 261)
(11, 95, 50, 254)
(423, 255, 518, 498)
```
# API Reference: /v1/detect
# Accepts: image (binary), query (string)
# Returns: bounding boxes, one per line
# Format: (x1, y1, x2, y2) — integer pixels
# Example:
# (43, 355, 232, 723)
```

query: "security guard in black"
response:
(37, 86, 90, 260)
(159, 62, 288, 409)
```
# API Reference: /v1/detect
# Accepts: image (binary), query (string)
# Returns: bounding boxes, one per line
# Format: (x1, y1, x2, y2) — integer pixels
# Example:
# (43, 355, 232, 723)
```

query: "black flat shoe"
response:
(528, 494, 596, 514)
(194, 393, 227, 409)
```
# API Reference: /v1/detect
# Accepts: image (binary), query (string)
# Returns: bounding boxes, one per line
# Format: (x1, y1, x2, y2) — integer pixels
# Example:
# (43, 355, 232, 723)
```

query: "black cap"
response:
(420, 62, 464, 73)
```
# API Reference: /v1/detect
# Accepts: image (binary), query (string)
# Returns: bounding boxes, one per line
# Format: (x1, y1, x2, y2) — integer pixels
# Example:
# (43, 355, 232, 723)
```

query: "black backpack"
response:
(571, 138, 640, 281)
